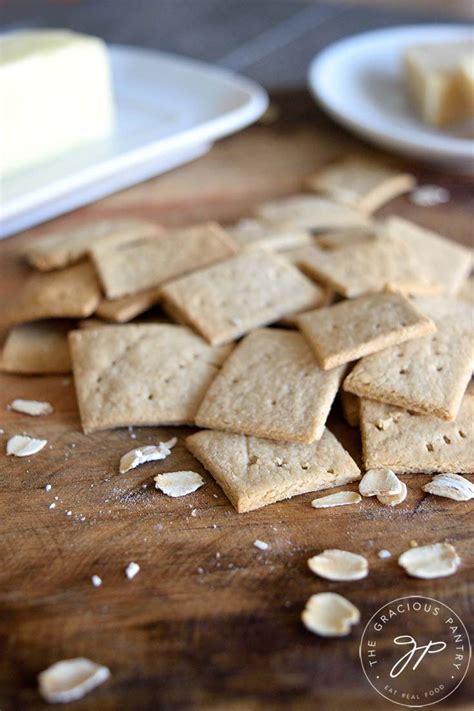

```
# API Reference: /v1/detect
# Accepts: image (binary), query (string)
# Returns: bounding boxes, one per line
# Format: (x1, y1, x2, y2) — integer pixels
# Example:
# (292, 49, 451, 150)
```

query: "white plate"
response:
(309, 24, 474, 171)
(0, 45, 268, 238)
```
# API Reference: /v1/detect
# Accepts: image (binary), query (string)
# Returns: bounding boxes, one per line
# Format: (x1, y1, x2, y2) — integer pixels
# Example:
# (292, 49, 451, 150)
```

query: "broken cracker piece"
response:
(359, 469, 402, 497)
(398, 542, 460, 579)
(119, 438, 177, 474)
(301, 592, 360, 637)
(311, 491, 361, 508)
(422, 473, 474, 501)
(7, 435, 47, 457)
(38, 658, 110, 703)
(154, 471, 204, 497)
(9, 399, 53, 416)
(377, 480, 408, 507)
(307, 549, 368, 581)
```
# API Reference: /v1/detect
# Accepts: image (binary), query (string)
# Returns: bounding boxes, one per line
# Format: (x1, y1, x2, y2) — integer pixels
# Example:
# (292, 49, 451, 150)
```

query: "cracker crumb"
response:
(254, 539, 269, 551)
(377, 549, 392, 559)
(125, 561, 140, 580)
(91, 575, 102, 588)
(49, 502, 56, 509)
(45, 484, 52, 492)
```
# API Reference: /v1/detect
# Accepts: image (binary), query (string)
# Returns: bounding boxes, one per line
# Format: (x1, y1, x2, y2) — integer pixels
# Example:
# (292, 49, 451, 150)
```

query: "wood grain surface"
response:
(0, 93, 473, 710)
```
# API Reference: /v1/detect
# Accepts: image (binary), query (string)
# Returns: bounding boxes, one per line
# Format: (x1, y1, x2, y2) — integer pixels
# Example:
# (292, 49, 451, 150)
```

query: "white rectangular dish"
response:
(0, 45, 268, 238)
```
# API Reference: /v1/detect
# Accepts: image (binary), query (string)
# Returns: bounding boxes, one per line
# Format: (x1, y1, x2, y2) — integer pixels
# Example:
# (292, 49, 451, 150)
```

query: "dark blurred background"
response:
(1, 1, 472, 90)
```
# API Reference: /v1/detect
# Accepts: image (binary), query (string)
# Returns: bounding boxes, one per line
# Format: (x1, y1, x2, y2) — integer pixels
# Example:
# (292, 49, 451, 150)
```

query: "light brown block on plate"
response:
(340, 391, 360, 428)
(91, 221, 237, 299)
(24, 218, 161, 271)
(344, 297, 474, 421)
(95, 287, 162, 323)
(255, 194, 370, 232)
(69, 324, 232, 433)
(296, 238, 434, 298)
(195, 328, 345, 443)
(297, 292, 435, 369)
(306, 156, 416, 214)
(383, 216, 472, 295)
(360, 394, 474, 473)
(5, 262, 102, 324)
(160, 249, 324, 346)
(0, 321, 72, 374)
(228, 217, 312, 251)
(186, 428, 361, 513)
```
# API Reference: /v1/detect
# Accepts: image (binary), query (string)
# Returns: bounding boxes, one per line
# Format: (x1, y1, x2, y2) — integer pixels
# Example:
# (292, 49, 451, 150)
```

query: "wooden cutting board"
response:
(0, 92, 472, 711)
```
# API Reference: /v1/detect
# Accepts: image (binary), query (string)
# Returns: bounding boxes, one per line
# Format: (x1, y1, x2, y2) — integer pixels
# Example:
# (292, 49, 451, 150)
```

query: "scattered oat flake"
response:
(311, 491, 361, 508)
(9, 399, 53, 416)
(301, 592, 360, 637)
(154, 470, 204, 497)
(119, 438, 177, 474)
(7, 434, 47, 457)
(378, 549, 392, 559)
(254, 539, 269, 551)
(308, 549, 368, 581)
(38, 658, 110, 704)
(91, 575, 102, 588)
(377, 480, 408, 507)
(398, 542, 460, 579)
(125, 561, 140, 580)
(359, 469, 402, 497)
(423, 473, 474, 502)
(409, 185, 450, 206)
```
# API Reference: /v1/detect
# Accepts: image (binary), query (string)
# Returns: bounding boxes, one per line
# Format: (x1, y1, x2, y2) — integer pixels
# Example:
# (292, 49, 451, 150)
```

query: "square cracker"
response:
(91, 221, 237, 299)
(227, 218, 312, 251)
(383, 216, 472, 295)
(195, 328, 345, 443)
(0, 321, 72, 374)
(24, 218, 161, 271)
(306, 156, 416, 214)
(297, 292, 435, 369)
(95, 287, 162, 323)
(159, 249, 324, 346)
(186, 428, 361, 513)
(255, 194, 370, 231)
(69, 324, 232, 433)
(360, 394, 474, 474)
(5, 262, 102, 325)
(296, 238, 434, 298)
(343, 297, 474, 421)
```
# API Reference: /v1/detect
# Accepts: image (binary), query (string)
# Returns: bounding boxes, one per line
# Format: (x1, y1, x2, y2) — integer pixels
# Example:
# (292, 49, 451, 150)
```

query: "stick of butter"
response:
(403, 41, 474, 127)
(0, 29, 115, 178)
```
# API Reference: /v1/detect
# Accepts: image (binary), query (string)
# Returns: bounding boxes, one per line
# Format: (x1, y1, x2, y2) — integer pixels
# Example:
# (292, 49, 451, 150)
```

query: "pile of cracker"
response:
(3, 155, 473, 513)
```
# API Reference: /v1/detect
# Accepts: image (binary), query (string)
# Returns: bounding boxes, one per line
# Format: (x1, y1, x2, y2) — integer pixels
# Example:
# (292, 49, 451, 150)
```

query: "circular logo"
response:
(359, 596, 471, 708)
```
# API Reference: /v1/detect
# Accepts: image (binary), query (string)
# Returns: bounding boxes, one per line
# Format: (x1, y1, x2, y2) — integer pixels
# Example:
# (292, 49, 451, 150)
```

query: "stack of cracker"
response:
(3, 155, 472, 513)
